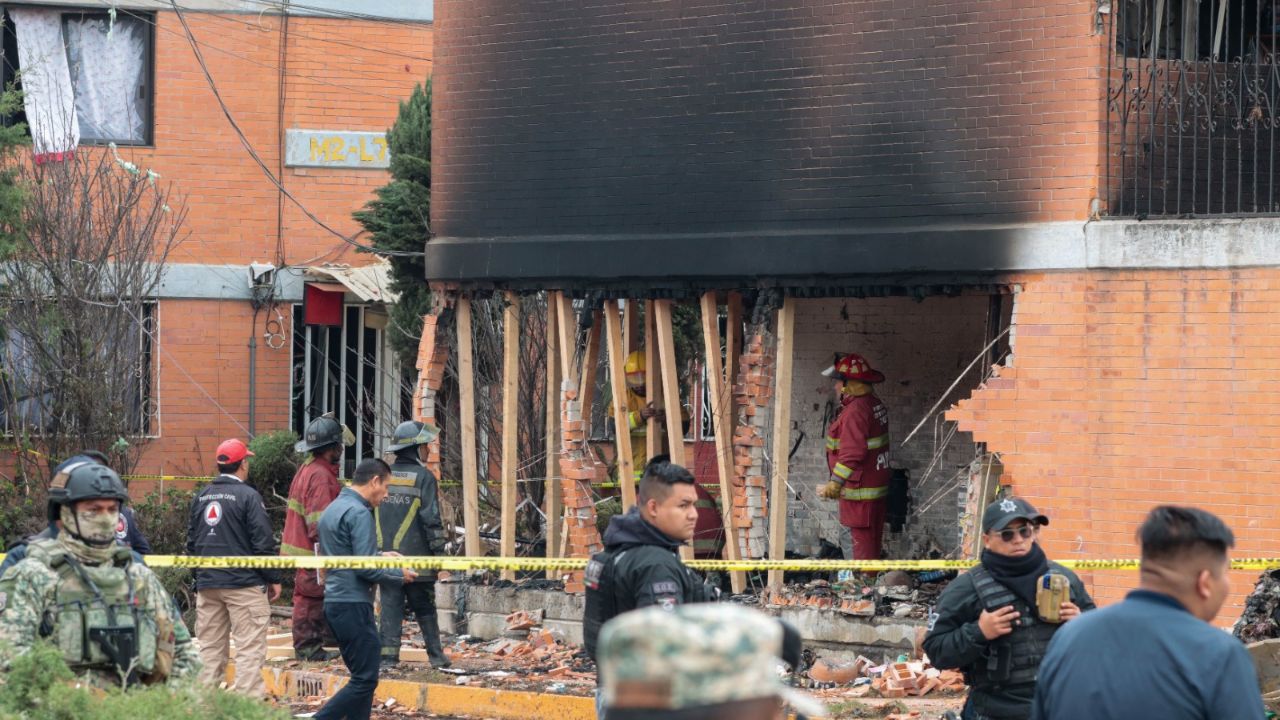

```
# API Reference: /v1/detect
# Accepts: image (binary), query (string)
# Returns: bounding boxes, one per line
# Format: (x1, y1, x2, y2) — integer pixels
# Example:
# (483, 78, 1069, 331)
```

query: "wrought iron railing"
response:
(1107, 0, 1280, 216)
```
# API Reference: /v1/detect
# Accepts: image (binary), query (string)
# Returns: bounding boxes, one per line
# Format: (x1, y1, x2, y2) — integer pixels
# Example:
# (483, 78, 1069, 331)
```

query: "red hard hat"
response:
(215, 438, 255, 464)
(821, 353, 884, 383)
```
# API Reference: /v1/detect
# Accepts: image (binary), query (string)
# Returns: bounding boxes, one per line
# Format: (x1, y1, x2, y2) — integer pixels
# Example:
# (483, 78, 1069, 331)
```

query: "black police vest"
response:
(374, 462, 441, 558)
(583, 546, 720, 662)
(582, 547, 620, 662)
(965, 566, 1062, 690)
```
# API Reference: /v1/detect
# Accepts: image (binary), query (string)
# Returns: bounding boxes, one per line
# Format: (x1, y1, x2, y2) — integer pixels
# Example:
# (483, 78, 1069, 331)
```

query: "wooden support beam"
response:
(603, 301, 637, 511)
(653, 300, 693, 561)
(700, 292, 746, 594)
(768, 297, 796, 589)
(644, 300, 659, 462)
(623, 299, 639, 355)
(500, 291, 520, 581)
(544, 293, 563, 579)
(556, 294, 575, 382)
(579, 313, 602, 418)
(456, 297, 482, 558)
(725, 292, 743, 423)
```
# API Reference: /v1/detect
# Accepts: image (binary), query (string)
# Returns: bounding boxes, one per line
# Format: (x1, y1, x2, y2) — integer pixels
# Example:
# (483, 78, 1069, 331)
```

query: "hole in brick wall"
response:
(781, 289, 1014, 560)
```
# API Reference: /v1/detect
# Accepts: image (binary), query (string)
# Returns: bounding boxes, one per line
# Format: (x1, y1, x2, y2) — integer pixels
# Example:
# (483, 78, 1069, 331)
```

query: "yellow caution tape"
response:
(139, 555, 1280, 573)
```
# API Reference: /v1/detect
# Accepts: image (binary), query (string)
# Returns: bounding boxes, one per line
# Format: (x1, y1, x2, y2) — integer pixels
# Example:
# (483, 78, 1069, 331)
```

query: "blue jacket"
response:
(317, 487, 403, 603)
(1031, 589, 1265, 720)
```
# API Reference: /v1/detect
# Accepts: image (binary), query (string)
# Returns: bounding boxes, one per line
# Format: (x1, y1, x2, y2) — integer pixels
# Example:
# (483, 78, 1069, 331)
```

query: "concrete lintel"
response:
(158, 263, 306, 301)
(1085, 217, 1280, 269)
(426, 217, 1280, 286)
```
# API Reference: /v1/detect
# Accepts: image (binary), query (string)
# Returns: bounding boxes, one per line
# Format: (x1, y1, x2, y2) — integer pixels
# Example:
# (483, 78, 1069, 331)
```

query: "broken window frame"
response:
(291, 303, 411, 478)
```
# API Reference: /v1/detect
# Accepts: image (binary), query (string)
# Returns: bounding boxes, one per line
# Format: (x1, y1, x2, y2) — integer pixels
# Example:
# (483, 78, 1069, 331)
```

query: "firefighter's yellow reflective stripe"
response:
(289, 498, 325, 525)
(392, 499, 422, 550)
(387, 475, 417, 487)
(280, 543, 314, 557)
(825, 436, 840, 451)
(866, 434, 890, 449)
(841, 485, 889, 501)
(140, 554, 1280, 572)
(832, 463, 853, 480)
(627, 411, 643, 430)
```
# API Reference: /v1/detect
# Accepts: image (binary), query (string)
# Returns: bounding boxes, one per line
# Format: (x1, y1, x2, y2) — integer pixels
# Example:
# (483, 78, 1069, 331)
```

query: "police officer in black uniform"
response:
(375, 420, 451, 668)
(584, 457, 721, 662)
(923, 498, 1095, 720)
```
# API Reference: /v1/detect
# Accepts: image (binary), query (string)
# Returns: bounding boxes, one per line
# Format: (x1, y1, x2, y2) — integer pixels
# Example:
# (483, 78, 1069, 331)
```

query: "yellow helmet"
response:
(625, 351, 645, 389)
(624, 351, 645, 375)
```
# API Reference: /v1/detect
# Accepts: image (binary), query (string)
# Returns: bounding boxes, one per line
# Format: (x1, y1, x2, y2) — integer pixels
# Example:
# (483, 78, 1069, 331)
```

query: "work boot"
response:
(380, 652, 400, 670)
(419, 615, 452, 668)
(298, 648, 338, 662)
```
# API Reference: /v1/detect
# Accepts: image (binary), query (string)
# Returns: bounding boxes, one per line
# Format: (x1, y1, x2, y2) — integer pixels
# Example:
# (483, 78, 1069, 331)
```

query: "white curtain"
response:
(10, 8, 79, 159)
(63, 15, 147, 144)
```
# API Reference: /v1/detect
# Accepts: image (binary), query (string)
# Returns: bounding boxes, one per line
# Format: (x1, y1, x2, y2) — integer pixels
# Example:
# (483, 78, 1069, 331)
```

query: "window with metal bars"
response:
(290, 304, 411, 478)
(1106, 0, 1280, 216)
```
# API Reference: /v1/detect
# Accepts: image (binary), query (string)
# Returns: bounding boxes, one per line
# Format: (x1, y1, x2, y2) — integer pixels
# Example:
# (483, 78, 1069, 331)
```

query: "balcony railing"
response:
(1107, 0, 1280, 217)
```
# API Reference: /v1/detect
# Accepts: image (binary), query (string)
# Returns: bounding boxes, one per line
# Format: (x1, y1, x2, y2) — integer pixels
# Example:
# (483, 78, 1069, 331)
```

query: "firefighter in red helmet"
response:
(818, 353, 892, 560)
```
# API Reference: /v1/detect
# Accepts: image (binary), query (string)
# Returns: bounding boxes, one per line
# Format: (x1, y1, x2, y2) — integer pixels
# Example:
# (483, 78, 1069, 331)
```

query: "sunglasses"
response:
(997, 525, 1036, 543)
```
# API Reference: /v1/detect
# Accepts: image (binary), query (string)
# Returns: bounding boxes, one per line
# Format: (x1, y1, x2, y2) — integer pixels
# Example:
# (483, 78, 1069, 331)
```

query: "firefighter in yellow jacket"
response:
(605, 352, 721, 556)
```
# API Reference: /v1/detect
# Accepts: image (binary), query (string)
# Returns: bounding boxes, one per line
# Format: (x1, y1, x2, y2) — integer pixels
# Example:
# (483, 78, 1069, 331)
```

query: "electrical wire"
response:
(106, 4, 406, 101)
(235, 0, 434, 27)
(168, 1, 434, 64)
(167, 0, 425, 259)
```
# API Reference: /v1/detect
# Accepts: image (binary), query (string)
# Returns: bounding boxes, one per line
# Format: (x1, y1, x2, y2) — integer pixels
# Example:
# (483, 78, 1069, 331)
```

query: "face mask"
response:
(60, 504, 120, 547)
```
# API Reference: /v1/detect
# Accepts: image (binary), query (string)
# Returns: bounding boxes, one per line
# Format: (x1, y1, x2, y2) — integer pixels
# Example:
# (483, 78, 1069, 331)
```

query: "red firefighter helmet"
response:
(821, 352, 884, 383)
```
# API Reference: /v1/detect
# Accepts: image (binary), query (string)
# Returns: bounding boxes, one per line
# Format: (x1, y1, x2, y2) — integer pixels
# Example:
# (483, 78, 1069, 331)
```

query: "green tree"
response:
(354, 78, 432, 367)
(0, 84, 27, 260)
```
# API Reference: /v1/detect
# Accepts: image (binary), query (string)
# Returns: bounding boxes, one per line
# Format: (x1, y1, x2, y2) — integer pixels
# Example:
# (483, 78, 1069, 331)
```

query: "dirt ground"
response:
(267, 617, 967, 719)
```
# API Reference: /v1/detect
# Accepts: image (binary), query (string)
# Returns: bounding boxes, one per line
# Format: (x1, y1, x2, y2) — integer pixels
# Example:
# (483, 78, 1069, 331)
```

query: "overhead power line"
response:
(104, 4, 407, 101)
(168, 0, 425, 259)
(235, 0, 434, 27)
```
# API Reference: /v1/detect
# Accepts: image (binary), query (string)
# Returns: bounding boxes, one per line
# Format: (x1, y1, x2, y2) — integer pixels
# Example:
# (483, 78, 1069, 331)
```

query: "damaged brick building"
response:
(418, 0, 1280, 612)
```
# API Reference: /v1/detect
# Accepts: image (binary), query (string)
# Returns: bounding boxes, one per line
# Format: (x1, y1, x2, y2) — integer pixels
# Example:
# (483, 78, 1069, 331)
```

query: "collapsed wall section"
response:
(948, 269, 1280, 614)
(784, 296, 997, 558)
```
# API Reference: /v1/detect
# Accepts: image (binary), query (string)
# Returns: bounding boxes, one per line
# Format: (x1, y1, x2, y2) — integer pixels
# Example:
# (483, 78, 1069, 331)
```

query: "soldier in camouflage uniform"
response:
(0, 463, 199, 688)
(597, 604, 825, 720)
(1233, 569, 1280, 643)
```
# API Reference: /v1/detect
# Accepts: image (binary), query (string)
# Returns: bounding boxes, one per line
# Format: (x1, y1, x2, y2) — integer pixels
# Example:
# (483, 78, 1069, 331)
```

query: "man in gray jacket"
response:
(315, 459, 416, 720)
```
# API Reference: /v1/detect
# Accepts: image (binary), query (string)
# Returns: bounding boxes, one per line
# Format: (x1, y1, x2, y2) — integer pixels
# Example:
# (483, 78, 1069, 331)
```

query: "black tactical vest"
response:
(583, 547, 622, 662)
(374, 461, 443, 559)
(965, 565, 1063, 692)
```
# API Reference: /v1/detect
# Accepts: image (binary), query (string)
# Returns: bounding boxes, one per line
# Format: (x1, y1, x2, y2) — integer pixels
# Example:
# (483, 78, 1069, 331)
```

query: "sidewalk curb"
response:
(252, 666, 596, 719)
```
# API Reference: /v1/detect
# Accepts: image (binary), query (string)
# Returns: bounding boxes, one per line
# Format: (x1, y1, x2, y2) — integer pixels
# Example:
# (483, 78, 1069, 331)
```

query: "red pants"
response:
(292, 592, 333, 657)
(844, 499, 888, 560)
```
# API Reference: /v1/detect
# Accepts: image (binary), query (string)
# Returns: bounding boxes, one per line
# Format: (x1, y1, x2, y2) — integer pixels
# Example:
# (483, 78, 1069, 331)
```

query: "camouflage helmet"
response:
(598, 604, 826, 717)
(47, 462, 129, 521)
(295, 412, 353, 454)
(386, 420, 440, 453)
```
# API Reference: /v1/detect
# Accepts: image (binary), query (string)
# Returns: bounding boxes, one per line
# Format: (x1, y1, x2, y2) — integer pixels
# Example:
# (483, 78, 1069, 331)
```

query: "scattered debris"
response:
(807, 652, 965, 700)
(761, 575, 950, 621)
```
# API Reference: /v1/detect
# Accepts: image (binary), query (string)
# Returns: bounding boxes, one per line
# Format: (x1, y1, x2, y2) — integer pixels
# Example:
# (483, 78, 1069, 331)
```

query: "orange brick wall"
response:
(111, 11, 431, 479)
(949, 269, 1280, 620)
